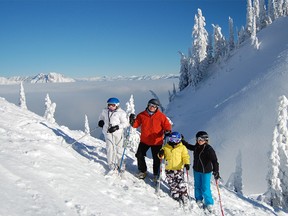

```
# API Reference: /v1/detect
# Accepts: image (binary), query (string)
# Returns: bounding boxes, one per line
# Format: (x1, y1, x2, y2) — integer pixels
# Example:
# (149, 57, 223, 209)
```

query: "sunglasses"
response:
(148, 103, 158, 108)
(108, 104, 116, 107)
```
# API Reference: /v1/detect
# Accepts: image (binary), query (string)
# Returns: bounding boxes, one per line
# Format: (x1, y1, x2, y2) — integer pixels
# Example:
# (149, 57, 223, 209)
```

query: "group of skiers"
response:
(98, 97, 220, 212)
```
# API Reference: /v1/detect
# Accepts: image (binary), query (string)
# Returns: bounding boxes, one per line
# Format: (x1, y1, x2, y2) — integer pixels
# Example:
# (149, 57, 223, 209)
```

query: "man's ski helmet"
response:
(196, 131, 209, 140)
(147, 98, 160, 107)
(107, 97, 120, 106)
(168, 131, 182, 143)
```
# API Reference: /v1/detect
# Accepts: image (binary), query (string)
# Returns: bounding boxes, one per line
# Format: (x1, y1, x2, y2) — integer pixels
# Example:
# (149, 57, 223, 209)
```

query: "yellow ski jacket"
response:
(161, 142, 190, 170)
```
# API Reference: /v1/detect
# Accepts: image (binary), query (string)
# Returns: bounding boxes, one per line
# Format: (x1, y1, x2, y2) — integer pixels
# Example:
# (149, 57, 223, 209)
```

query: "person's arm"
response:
(182, 139, 196, 151)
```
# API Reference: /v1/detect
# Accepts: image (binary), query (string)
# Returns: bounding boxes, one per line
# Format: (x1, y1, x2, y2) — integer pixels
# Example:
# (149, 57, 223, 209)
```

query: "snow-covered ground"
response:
(0, 97, 282, 215)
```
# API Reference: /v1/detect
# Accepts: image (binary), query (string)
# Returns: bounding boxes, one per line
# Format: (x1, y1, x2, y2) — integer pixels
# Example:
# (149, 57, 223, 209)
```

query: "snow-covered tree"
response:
(246, 0, 254, 37)
(44, 93, 56, 124)
(259, 0, 269, 29)
(284, 0, 288, 16)
(84, 114, 90, 135)
(228, 17, 235, 52)
(251, 8, 261, 50)
(206, 33, 214, 64)
(276, 95, 288, 209)
(225, 150, 243, 195)
(265, 128, 283, 208)
(265, 95, 288, 208)
(19, 82, 27, 109)
(253, 0, 261, 31)
(268, 0, 278, 21)
(125, 95, 140, 153)
(237, 26, 246, 46)
(190, 8, 209, 87)
(178, 51, 189, 91)
(234, 151, 243, 195)
(169, 83, 177, 102)
(212, 24, 226, 62)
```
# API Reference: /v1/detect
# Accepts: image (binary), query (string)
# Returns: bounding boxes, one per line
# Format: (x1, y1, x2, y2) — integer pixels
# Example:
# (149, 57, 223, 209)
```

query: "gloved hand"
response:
(213, 171, 221, 180)
(129, 114, 136, 126)
(164, 130, 171, 138)
(98, 120, 104, 128)
(184, 164, 190, 171)
(158, 149, 164, 159)
(108, 125, 119, 133)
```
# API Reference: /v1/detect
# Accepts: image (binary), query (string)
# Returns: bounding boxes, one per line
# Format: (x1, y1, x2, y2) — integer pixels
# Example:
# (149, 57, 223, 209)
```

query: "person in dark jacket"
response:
(182, 131, 220, 212)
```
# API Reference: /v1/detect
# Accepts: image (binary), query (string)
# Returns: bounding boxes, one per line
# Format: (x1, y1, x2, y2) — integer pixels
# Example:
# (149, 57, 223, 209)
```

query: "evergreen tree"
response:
(84, 114, 90, 135)
(251, 7, 261, 50)
(246, 0, 254, 37)
(19, 82, 27, 109)
(125, 95, 140, 153)
(190, 8, 209, 87)
(253, 0, 261, 31)
(268, 0, 277, 21)
(44, 93, 56, 124)
(266, 128, 282, 208)
(212, 24, 226, 62)
(178, 51, 189, 91)
(234, 150, 243, 195)
(259, 0, 269, 29)
(228, 16, 235, 52)
(276, 95, 288, 209)
(284, 0, 288, 16)
(238, 26, 246, 46)
(207, 33, 214, 64)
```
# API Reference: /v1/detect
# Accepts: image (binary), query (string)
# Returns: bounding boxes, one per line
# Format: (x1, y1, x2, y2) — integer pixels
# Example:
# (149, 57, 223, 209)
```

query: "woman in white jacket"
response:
(98, 97, 129, 174)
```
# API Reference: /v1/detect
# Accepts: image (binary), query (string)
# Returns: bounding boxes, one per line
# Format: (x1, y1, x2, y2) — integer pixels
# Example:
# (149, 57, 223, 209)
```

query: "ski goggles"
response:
(168, 136, 181, 143)
(108, 104, 116, 107)
(148, 103, 158, 108)
(197, 137, 208, 142)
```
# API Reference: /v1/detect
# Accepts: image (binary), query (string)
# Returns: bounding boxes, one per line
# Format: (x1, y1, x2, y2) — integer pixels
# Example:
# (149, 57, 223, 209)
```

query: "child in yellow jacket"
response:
(158, 131, 190, 206)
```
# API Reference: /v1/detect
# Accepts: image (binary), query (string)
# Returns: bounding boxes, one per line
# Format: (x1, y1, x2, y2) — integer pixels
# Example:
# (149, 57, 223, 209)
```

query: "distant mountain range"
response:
(0, 72, 179, 85)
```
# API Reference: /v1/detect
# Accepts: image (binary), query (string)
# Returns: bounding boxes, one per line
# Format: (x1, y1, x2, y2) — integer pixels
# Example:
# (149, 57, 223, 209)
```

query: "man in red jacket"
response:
(129, 98, 172, 180)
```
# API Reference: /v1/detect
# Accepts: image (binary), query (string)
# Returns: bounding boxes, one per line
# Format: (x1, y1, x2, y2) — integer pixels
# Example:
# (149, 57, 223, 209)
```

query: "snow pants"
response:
(165, 170, 188, 201)
(135, 142, 162, 176)
(105, 132, 124, 171)
(193, 171, 214, 205)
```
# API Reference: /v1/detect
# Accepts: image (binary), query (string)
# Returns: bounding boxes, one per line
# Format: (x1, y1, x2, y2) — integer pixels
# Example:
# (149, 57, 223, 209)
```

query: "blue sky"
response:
(0, 0, 247, 78)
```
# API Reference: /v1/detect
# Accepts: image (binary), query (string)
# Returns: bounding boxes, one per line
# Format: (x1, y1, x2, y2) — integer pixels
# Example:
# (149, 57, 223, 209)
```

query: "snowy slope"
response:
(166, 17, 288, 195)
(0, 97, 283, 216)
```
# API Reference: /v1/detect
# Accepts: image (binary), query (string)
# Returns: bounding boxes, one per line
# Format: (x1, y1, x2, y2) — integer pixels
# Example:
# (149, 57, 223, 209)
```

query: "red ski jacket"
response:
(132, 109, 172, 146)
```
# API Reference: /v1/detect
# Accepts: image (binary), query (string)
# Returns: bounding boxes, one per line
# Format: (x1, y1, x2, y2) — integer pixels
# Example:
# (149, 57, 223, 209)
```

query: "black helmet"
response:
(196, 131, 209, 139)
(148, 98, 160, 107)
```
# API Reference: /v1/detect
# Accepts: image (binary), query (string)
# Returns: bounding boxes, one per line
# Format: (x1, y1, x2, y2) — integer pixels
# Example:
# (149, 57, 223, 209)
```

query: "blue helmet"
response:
(168, 132, 182, 143)
(107, 97, 120, 106)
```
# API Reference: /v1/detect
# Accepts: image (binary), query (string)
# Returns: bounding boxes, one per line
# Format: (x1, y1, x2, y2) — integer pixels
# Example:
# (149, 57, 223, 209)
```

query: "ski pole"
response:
(215, 179, 225, 216)
(185, 168, 193, 204)
(70, 127, 98, 147)
(118, 126, 131, 172)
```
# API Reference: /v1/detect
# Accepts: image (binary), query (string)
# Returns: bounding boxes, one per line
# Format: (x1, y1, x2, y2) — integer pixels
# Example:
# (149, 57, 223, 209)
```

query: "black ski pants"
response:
(135, 142, 162, 176)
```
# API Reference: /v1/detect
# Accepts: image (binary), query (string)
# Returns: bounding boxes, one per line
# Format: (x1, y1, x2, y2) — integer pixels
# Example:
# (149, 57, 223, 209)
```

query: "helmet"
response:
(196, 131, 209, 140)
(107, 97, 120, 106)
(148, 98, 160, 107)
(168, 132, 182, 143)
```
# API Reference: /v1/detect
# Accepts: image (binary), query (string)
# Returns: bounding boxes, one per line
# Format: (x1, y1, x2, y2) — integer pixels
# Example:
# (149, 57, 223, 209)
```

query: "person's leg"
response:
(114, 133, 124, 170)
(202, 172, 214, 205)
(193, 171, 203, 202)
(151, 145, 162, 176)
(105, 133, 116, 170)
(135, 142, 150, 173)
(166, 170, 180, 200)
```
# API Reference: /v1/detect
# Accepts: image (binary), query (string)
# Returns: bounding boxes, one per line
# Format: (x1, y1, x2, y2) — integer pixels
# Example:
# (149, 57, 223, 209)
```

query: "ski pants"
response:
(135, 142, 162, 176)
(105, 132, 124, 170)
(165, 170, 188, 201)
(193, 171, 214, 205)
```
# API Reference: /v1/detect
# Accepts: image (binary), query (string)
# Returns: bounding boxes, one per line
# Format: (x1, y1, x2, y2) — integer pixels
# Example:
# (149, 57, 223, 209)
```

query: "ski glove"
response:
(158, 149, 164, 159)
(108, 125, 119, 133)
(164, 130, 172, 138)
(184, 164, 190, 171)
(98, 120, 104, 128)
(213, 171, 221, 180)
(129, 114, 136, 126)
